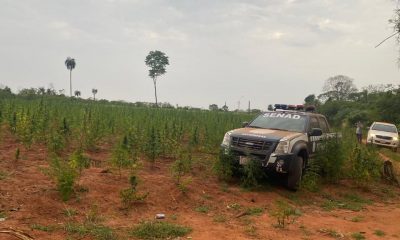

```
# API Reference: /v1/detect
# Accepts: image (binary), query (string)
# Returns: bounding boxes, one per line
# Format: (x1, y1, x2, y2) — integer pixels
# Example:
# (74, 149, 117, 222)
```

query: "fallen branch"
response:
(0, 228, 34, 240)
(235, 211, 248, 218)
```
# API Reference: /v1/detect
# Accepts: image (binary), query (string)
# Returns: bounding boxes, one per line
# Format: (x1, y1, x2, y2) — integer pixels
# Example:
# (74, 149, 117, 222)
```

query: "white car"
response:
(367, 122, 399, 152)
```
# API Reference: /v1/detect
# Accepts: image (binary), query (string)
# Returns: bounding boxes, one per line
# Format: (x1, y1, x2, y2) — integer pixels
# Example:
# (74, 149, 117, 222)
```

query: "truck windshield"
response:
(248, 112, 306, 132)
(372, 124, 397, 133)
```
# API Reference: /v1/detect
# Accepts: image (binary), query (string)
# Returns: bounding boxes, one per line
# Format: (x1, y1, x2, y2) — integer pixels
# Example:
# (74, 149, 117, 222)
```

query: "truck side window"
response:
(318, 117, 329, 133)
(309, 117, 320, 131)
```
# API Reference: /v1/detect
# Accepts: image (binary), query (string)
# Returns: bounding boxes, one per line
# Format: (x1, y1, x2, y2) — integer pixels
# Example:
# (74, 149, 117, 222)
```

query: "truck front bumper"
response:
(367, 138, 398, 149)
(221, 145, 295, 174)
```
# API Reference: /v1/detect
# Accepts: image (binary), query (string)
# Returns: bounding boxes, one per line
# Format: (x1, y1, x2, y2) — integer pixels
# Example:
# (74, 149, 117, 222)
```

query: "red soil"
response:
(1, 130, 400, 240)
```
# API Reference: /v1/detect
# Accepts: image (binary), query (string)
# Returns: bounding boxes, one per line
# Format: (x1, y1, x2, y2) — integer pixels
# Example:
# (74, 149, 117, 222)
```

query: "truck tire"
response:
(287, 156, 303, 191)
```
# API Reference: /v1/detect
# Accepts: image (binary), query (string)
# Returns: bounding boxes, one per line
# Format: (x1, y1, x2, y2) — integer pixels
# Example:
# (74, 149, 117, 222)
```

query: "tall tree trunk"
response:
(93, 94, 95, 101)
(153, 78, 158, 107)
(69, 70, 72, 97)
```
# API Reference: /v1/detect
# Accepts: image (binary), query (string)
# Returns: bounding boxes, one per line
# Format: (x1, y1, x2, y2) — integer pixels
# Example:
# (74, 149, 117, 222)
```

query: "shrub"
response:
(120, 188, 149, 209)
(241, 156, 265, 188)
(130, 221, 192, 240)
(320, 193, 372, 212)
(69, 149, 90, 175)
(270, 200, 298, 228)
(348, 145, 382, 185)
(170, 149, 192, 193)
(15, 111, 33, 147)
(125, 129, 141, 162)
(351, 232, 365, 240)
(47, 125, 66, 154)
(189, 126, 200, 146)
(144, 127, 161, 165)
(300, 160, 321, 192)
(31, 224, 55, 232)
(85, 204, 101, 225)
(89, 224, 116, 240)
(64, 222, 117, 240)
(301, 130, 384, 189)
(374, 229, 386, 237)
(110, 136, 135, 177)
(246, 207, 264, 216)
(48, 156, 77, 201)
(313, 135, 345, 183)
(194, 205, 209, 213)
(120, 174, 148, 209)
(81, 108, 103, 151)
(171, 150, 192, 183)
(214, 149, 236, 181)
(214, 150, 266, 187)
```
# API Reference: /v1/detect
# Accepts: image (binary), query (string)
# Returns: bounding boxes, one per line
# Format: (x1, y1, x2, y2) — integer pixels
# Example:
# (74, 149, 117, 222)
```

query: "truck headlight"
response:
(275, 140, 289, 154)
(394, 136, 398, 141)
(221, 132, 231, 147)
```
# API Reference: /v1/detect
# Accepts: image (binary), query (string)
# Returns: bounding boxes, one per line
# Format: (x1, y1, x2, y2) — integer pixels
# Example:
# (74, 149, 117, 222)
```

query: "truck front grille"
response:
(231, 137, 274, 151)
(376, 135, 392, 140)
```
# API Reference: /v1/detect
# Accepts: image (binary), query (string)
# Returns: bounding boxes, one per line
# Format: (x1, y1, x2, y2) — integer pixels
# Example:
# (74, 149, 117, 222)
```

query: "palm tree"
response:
(74, 90, 81, 98)
(92, 88, 98, 100)
(65, 57, 76, 97)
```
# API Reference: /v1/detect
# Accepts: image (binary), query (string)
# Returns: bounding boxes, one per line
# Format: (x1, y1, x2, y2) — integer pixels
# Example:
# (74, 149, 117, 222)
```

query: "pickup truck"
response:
(221, 109, 334, 190)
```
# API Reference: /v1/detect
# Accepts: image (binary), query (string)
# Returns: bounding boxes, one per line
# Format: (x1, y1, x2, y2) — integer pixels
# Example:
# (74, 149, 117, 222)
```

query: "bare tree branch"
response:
(375, 32, 399, 48)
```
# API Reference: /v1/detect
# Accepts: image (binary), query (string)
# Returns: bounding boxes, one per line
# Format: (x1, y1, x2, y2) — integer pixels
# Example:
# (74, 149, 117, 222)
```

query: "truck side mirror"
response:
(310, 128, 322, 137)
(242, 122, 249, 128)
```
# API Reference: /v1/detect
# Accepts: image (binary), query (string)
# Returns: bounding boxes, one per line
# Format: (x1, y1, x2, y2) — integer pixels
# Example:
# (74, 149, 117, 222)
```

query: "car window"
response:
(318, 117, 329, 133)
(309, 116, 320, 131)
(248, 112, 307, 132)
(371, 123, 397, 133)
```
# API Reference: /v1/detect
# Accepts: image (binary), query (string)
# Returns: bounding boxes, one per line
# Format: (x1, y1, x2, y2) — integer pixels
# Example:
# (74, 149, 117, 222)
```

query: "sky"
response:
(0, 0, 399, 110)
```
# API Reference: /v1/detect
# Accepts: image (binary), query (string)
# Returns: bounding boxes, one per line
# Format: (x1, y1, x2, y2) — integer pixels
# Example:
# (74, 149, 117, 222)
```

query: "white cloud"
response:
(0, 0, 399, 109)
(251, 29, 286, 41)
(308, 17, 355, 34)
(123, 27, 187, 42)
(47, 21, 86, 40)
(271, 31, 285, 40)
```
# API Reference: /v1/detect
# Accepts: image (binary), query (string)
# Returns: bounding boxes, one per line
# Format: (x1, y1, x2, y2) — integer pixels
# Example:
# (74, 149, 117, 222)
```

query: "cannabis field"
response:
(1, 94, 400, 240)
(0, 95, 251, 155)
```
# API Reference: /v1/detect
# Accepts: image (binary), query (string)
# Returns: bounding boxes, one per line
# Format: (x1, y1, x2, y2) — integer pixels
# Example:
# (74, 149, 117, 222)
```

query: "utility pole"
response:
(248, 101, 251, 113)
(237, 96, 244, 111)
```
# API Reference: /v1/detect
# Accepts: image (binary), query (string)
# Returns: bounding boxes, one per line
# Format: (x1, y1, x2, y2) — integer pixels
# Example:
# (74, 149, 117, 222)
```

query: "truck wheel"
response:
(287, 156, 303, 191)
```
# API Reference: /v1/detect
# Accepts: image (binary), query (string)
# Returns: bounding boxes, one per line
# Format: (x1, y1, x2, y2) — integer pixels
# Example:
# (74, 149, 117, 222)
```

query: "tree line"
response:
(304, 75, 400, 128)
